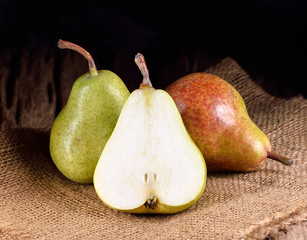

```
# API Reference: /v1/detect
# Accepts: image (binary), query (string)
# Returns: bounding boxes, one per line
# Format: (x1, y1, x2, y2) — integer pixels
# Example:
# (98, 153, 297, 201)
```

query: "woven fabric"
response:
(0, 57, 306, 239)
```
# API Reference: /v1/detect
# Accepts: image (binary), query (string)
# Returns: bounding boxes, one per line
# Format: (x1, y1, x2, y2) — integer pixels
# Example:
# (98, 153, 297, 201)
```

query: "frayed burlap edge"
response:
(243, 202, 306, 239)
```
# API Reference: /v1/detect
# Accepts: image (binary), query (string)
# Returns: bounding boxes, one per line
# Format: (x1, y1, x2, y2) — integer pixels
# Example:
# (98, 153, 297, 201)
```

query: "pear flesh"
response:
(94, 55, 206, 214)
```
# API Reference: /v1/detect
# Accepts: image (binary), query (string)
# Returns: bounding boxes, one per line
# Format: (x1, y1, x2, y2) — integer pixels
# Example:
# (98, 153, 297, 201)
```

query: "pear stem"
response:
(134, 53, 153, 88)
(57, 39, 98, 77)
(267, 151, 293, 166)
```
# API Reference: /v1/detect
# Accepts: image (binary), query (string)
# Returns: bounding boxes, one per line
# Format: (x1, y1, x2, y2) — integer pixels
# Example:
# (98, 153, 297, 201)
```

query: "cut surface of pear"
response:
(94, 54, 206, 214)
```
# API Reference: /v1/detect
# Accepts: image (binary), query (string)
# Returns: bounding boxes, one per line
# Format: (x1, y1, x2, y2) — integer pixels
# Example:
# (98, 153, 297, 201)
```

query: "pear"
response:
(50, 40, 130, 183)
(94, 54, 206, 214)
(165, 72, 293, 172)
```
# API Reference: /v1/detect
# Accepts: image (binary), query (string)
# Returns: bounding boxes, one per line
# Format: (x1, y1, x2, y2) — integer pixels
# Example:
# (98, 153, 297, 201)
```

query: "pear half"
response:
(94, 54, 206, 214)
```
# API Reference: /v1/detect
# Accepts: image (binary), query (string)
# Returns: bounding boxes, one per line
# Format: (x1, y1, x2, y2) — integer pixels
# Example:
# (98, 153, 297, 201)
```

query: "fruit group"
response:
(94, 54, 206, 214)
(166, 72, 293, 172)
(50, 40, 130, 183)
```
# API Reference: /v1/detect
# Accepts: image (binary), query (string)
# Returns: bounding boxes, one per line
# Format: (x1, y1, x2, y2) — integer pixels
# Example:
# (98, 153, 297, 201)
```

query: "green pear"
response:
(166, 72, 293, 172)
(94, 54, 206, 214)
(50, 40, 130, 183)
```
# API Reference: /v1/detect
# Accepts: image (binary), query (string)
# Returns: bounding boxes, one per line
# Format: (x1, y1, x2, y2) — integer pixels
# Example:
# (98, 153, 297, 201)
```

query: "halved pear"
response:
(93, 54, 206, 214)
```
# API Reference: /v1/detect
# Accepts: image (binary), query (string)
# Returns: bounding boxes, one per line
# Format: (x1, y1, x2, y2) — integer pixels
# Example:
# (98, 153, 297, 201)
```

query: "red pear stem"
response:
(134, 53, 152, 88)
(267, 151, 293, 166)
(57, 39, 98, 76)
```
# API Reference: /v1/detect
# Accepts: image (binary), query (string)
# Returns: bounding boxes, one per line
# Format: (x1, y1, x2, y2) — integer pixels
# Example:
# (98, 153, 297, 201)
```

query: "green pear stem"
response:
(57, 39, 98, 77)
(267, 151, 293, 166)
(135, 53, 153, 88)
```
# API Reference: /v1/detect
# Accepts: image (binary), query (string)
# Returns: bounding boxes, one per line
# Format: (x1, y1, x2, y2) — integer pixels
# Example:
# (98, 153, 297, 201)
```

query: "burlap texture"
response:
(0, 57, 306, 239)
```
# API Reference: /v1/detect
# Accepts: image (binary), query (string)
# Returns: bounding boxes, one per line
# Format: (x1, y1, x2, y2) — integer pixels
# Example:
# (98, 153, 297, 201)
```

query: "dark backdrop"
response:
(0, 0, 306, 97)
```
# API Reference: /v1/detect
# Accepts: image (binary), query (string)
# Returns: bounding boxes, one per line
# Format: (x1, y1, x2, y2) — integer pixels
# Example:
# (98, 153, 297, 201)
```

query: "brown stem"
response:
(134, 53, 153, 88)
(267, 151, 293, 166)
(57, 39, 98, 76)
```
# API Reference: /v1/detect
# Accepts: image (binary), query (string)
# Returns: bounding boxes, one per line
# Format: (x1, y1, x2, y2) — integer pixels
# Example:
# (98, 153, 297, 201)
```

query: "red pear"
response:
(166, 72, 293, 172)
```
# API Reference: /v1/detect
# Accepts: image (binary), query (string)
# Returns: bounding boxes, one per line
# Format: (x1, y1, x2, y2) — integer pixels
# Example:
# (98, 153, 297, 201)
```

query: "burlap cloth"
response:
(0, 57, 306, 239)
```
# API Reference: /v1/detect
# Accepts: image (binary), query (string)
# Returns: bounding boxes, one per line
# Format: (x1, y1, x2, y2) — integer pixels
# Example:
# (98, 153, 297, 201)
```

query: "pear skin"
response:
(50, 40, 130, 183)
(166, 72, 293, 172)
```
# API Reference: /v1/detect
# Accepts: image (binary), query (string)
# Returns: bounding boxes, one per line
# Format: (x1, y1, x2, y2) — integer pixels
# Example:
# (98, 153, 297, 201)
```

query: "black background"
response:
(0, 0, 306, 97)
